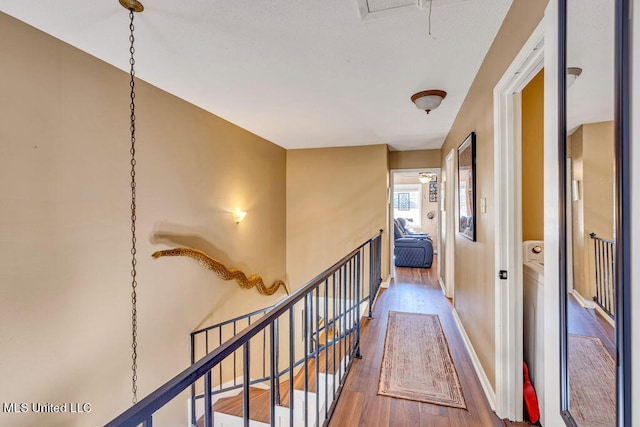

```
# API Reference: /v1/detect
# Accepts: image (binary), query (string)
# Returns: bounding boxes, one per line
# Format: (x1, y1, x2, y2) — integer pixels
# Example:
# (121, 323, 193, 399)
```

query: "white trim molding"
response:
(452, 309, 496, 411)
(542, 2, 562, 426)
(492, 18, 545, 421)
(438, 276, 447, 296)
(443, 149, 456, 299)
(569, 289, 596, 309)
(380, 275, 392, 289)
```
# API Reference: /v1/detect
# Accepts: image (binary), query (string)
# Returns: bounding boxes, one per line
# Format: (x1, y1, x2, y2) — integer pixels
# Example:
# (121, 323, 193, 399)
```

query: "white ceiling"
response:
(566, 0, 615, 132)
(0, 0, 513, 151)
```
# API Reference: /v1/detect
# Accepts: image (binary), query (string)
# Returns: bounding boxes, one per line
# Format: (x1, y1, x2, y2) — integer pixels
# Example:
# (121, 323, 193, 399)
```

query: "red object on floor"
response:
(523, 361, 540, 423)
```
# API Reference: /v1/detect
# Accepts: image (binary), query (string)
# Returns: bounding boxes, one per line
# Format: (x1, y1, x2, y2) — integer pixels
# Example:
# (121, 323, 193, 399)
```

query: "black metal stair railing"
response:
(188, 305, 273, 425)
(105, 230, 383, 427)
(589, 232, 615, 319)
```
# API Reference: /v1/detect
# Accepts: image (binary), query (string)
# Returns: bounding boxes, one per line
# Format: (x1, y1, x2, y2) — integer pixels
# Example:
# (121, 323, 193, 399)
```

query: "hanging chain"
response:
(128, 8, 139, 406)
(427, 0, 434, 38)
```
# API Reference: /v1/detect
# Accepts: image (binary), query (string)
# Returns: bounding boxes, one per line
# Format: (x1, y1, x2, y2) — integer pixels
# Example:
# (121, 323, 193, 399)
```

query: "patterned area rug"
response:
(568, 334, 616, 427)
(378, 311, 466, 409)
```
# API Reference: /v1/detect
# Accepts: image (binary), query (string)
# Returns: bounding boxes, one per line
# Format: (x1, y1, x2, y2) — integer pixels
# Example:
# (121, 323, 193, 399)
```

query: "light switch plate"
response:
(480, 197, 487, 213)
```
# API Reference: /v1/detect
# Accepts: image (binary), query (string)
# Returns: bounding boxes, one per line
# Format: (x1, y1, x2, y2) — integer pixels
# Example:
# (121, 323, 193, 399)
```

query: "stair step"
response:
(197, 387, 270, 426)
(199, 333, 353, 425)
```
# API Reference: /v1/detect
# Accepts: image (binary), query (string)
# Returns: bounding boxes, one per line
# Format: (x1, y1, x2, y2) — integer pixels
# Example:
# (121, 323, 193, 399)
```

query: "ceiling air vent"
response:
(356, 0, 470, 20)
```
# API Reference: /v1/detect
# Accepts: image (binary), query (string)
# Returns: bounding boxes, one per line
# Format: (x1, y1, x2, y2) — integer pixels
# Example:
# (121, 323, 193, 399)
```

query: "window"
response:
(393, 185, 422, 227)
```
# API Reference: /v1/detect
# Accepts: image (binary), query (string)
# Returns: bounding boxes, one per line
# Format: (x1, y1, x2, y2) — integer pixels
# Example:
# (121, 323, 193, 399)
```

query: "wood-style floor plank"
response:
(567, 292, 615, 356)
(328, 261, 530, 426)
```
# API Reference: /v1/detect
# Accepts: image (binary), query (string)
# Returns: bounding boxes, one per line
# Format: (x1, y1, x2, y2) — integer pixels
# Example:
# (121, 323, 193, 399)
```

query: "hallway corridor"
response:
(328, 264, 531, 426)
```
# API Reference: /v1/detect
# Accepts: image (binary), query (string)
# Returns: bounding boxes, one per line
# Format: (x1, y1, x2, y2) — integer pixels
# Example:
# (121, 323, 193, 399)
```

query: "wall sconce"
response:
(232, 211, 247, 224)
(571, 180, 581, 201)
(411, 90, 447, 114)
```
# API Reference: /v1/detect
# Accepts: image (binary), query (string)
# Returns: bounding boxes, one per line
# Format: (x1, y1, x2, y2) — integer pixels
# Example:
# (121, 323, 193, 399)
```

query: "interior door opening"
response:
(389, 168, 441, 277)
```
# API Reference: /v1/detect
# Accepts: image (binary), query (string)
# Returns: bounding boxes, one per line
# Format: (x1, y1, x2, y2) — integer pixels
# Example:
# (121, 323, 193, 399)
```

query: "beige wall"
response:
(0, 13, 286, 427)
(439, 0, 548, 389)
(389, 149, 441, 170)
(570, 121, 614, 299)
(521, 69, 545, 241)
(286, 145, 389, 289)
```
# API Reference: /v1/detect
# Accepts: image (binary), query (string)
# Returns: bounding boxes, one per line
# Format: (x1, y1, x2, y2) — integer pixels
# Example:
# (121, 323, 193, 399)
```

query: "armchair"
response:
(393, 220, 433, 268)
(396, 218, 429, 239)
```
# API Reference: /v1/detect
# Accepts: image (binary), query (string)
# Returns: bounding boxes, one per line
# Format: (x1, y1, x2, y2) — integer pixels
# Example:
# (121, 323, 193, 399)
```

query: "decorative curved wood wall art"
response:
(151, 248, 289, 296)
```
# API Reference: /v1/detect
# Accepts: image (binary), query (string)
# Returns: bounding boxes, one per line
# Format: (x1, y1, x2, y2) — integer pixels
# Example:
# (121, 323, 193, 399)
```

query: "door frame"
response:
(389, 168, 441, 276)
(493, 20, 545, 421)
(441, 149, 455, 299)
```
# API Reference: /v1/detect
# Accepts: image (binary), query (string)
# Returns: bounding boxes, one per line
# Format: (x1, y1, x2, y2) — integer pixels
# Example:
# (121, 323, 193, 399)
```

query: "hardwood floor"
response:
(567, 292, 615, 357)
(328, 261, 528, 427)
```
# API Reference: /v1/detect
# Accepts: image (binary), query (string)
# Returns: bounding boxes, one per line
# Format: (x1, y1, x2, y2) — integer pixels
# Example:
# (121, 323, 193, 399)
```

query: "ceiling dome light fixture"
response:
(567, 67, 582, 88)
(411, 90, 447, 114)
(119, 0, 144, 12)
(418, 172, 434, 183)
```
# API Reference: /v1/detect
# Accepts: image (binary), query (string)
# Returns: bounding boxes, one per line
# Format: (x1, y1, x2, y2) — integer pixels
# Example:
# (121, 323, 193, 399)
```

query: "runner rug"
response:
(378, 311, 466, 409)
(568, 334, 616, 427)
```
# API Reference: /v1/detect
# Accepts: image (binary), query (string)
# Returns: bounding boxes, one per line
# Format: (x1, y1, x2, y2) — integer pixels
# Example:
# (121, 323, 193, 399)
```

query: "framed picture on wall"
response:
(428, 182, 438, 202)
(457, 132, 476, 241)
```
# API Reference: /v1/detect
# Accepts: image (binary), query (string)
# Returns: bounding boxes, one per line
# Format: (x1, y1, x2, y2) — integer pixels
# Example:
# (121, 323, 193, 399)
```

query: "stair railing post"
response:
(269, 321, 276, 426)
(288, 307, 295, 427)
(324, 279, 329, 420)
(218, 328, 223, 391)
(331, 273, 337, 400)
(274, 317, 281, 406)
(355, 251, 362, 359)
(347, 259, 352, 355)
(190, 333, 196, 427)
(204, 370, 212, 427)
(339, 265, 344, 381)
(315, 286, 320, 427)
(303, 294, 309, 427)
(233, 322, 238, 387)
(243, 342, 250, 427)
(368, 239, 374, 318)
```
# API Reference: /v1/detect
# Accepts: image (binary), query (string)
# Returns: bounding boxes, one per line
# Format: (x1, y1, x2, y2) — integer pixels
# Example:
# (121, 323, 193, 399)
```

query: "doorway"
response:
(389, 168, 441, 276)
(493, 21, 545, 421)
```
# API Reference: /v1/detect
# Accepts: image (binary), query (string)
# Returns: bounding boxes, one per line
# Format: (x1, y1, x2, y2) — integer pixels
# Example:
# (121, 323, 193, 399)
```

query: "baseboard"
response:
(594, 305, 615, 327)
(380, 275, 391, 289)
(570, 289, 596, 309)
(438, 276, 446, 295)
(451, 308, 496, 411)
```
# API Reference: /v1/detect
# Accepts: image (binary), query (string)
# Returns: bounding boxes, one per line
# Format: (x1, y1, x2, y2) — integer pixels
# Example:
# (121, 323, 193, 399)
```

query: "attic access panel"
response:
(356, 0, 471, 20)
(368, 0, 416, 13)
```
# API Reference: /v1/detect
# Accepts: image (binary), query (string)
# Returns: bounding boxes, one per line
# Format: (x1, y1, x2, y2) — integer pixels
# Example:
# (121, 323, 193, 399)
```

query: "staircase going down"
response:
(105, 232, 383, 427)
(197, 328, 351, 427)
